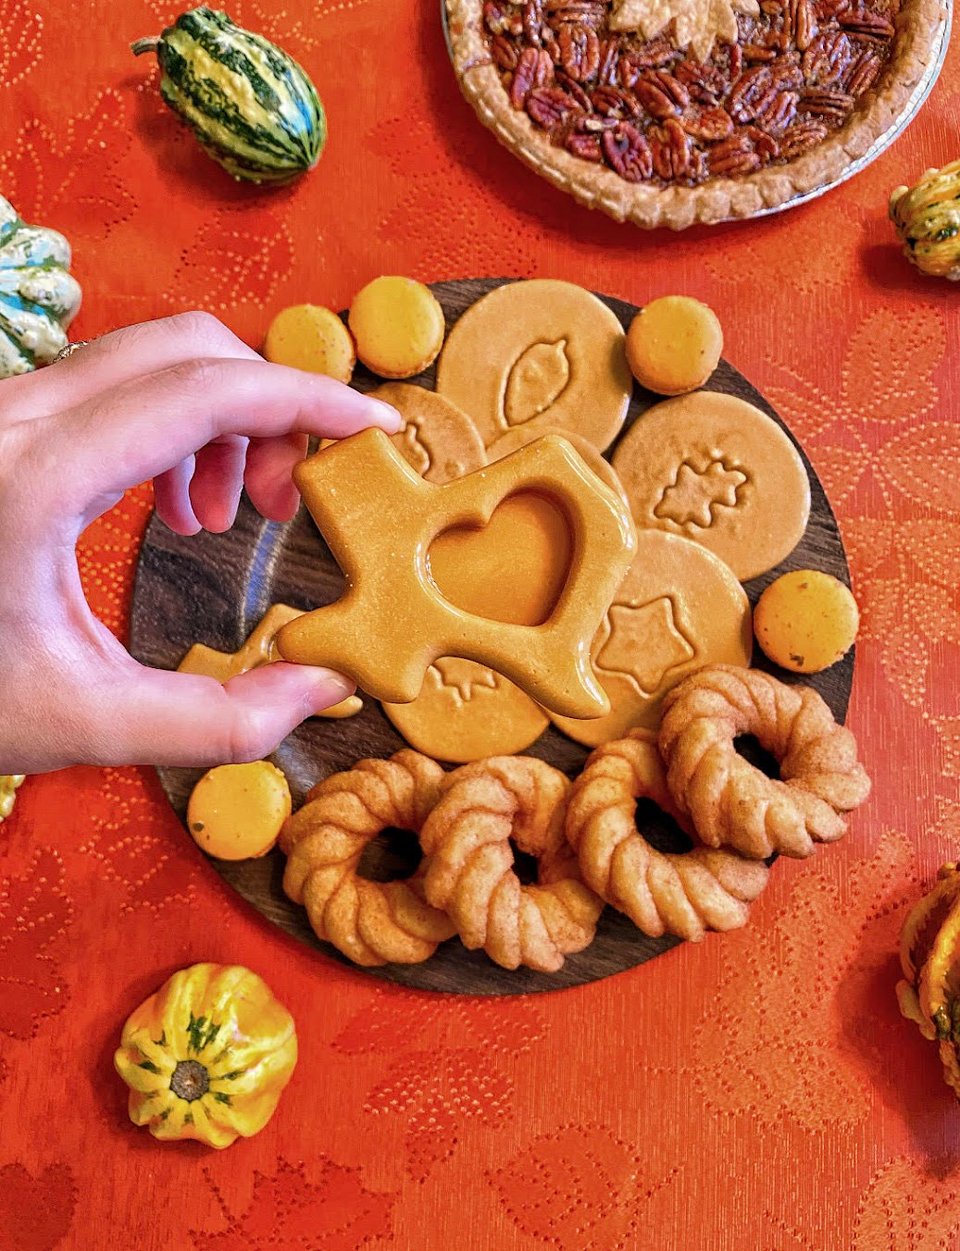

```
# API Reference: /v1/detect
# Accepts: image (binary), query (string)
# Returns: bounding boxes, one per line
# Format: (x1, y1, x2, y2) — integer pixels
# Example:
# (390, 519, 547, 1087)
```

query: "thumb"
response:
(99, 663, 357, 768)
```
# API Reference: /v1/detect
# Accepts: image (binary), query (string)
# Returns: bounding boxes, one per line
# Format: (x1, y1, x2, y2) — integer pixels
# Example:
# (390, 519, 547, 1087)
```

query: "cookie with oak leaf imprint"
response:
(612, 391, 810, 580)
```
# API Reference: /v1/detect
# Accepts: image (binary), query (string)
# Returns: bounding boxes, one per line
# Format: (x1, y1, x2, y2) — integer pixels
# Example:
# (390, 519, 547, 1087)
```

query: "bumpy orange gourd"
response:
(114, 963, 297, 1148)
(897, 863, 960, 1098)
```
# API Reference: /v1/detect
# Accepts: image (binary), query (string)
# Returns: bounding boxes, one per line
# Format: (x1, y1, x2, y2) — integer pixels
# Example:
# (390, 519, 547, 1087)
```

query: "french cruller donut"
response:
(658, 665, 871, 860)
(565, 729, 770, 942)
(280, 749, 456, 967)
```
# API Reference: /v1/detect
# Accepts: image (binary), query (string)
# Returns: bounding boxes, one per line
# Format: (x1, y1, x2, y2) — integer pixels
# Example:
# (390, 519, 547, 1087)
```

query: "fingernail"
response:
(310, 669, 357, 704)
(364, 398, 403, 433)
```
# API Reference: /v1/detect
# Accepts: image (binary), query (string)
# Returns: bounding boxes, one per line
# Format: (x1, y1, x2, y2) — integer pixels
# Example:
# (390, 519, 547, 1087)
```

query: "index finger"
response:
(54, 357, 401, 504)
(1, 311, 260, 424)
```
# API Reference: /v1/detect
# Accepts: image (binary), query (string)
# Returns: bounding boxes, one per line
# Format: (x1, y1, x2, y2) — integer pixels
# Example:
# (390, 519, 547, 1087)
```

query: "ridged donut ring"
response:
(279, 749, 456, 967)
(565, 730, 769, 942)
(421, 756, 603, 972)
(658, 665, 871, 860)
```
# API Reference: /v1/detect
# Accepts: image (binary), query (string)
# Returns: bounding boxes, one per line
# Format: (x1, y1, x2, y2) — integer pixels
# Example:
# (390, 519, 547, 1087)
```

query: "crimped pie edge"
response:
(444, 0, 949, 229)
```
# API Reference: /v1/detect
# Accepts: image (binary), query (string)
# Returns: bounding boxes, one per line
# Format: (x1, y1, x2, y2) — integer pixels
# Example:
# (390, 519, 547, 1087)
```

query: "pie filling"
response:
(482, 0, 901, 185)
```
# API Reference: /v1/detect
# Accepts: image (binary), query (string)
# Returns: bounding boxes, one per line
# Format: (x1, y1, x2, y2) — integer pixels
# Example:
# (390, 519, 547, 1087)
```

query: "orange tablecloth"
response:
(3, 3, 959, 1248)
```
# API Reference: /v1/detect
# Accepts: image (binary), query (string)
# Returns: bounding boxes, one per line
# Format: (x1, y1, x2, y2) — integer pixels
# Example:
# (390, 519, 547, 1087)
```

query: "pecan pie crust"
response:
(445, 0, 948, 228)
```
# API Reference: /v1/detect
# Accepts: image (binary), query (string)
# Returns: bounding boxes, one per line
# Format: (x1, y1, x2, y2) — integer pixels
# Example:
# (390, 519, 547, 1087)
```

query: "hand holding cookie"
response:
(0, 312, 400, 774)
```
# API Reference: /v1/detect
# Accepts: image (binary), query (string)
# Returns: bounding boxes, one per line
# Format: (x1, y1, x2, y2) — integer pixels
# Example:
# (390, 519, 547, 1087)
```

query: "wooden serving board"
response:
(129, 278, 854, 996)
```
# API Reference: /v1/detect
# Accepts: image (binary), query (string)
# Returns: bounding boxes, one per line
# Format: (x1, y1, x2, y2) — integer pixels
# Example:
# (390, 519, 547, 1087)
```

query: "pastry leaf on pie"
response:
(609, 0, 760, 61)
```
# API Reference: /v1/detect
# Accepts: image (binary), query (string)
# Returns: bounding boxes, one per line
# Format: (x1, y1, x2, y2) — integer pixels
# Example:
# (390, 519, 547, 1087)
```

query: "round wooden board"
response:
(129, 278, 854, 995)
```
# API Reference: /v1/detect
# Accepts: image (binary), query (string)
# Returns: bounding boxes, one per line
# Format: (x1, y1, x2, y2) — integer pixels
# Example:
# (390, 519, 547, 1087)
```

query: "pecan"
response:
(558, 23, 600, 81)
(681, 106, 735, 141)
(618, 40, 677, 86)
(635, 69, 690, 119)
(799, 87, 854, 117)
(565, 130, 604, 161)
(801, 30, 853, 84)
(742, 124, 780, 158)
(580, 114, 618, 130)
(591, 84, 643, 117)
(764, 27, 791, 52)
(649, 118, 691, 180)
(812, 0, 847, 15)
(509, 45, 553, 107)
(728, 66, 777, 122)
(768, 54, 805, 89)
(548, 3, 606, 26)
(522, 0, 543, 44)
(709, 146, 763, 175)
(760, 0, 783, 13)
(837, 6, 896, 37)
(754, 88, 799, 130)
(675, 59, 727, 104)
(688, 148, 709, 184)
(844, 48, 882, 95)
(743, 44, 778, 61)
(597, 37, 620, 85)
(628, 36, 677, 68)
(601, 120, 654, 181)
(525, 84, 581, 128)
(491, 34, 520, 70)
(728, 41, 744, 80)
(778, 118, 829, 157)
(788, 0, 819, 50)
(555, 69, 593, 108)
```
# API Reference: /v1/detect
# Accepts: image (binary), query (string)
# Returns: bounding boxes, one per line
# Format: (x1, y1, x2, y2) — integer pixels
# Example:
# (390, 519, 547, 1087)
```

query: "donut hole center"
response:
(633, 798, 693, 854)
(733, 734, 781, 779)
(509, 839, 540, 886)
(356, 828, 424, 882)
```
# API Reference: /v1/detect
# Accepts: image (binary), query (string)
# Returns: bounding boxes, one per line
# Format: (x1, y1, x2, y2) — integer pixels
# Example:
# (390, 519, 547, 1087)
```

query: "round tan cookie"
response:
(370, 383, 487, 484)
(383, 657, 548, 763)
(436, 279, 632, 452)
(550, 529, 752, 748)
(611, 392, 811, 581)
(487, 425, 629, 505)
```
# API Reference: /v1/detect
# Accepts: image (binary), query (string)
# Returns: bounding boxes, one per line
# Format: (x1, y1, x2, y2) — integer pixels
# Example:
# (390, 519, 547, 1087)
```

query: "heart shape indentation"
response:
(427, 491, 572, 626)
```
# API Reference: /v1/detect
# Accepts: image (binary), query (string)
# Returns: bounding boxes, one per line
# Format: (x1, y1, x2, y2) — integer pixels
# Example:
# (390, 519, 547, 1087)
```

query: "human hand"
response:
(0, 311, 401, 774)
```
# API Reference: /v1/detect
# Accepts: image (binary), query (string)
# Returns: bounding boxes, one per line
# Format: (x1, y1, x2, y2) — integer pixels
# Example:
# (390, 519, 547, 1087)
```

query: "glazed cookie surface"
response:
(550, 529, 752, 748)
(383, 657, 548, 763)
(435, 278, 632, 451)
(611, 391, 810, 581)
(486, 424, 629, 505)
(178, 603, 362, 720)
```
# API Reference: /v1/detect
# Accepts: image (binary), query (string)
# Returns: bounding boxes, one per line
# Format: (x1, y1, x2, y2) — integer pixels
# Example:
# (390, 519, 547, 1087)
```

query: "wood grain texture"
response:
(129, 279, 854, 996)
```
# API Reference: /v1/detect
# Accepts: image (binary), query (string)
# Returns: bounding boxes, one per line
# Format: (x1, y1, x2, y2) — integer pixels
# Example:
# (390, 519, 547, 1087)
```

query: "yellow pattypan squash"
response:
(114, 963, 297, 1149)
(890, 160, 960, 281)
(0, 775, 25, 822)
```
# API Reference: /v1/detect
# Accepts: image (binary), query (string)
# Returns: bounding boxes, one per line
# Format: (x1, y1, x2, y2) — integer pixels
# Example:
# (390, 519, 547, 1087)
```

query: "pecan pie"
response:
(444, 0, 947, 227)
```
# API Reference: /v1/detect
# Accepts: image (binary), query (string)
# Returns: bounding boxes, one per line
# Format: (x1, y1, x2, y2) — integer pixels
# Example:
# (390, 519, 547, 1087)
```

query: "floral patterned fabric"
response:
(1, 2, 959, 1247)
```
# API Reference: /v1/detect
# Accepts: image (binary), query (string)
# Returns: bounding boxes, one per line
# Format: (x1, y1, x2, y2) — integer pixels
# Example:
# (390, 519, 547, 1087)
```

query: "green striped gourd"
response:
(132, 7, 326, 185)
(0, 197, 82, 380)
